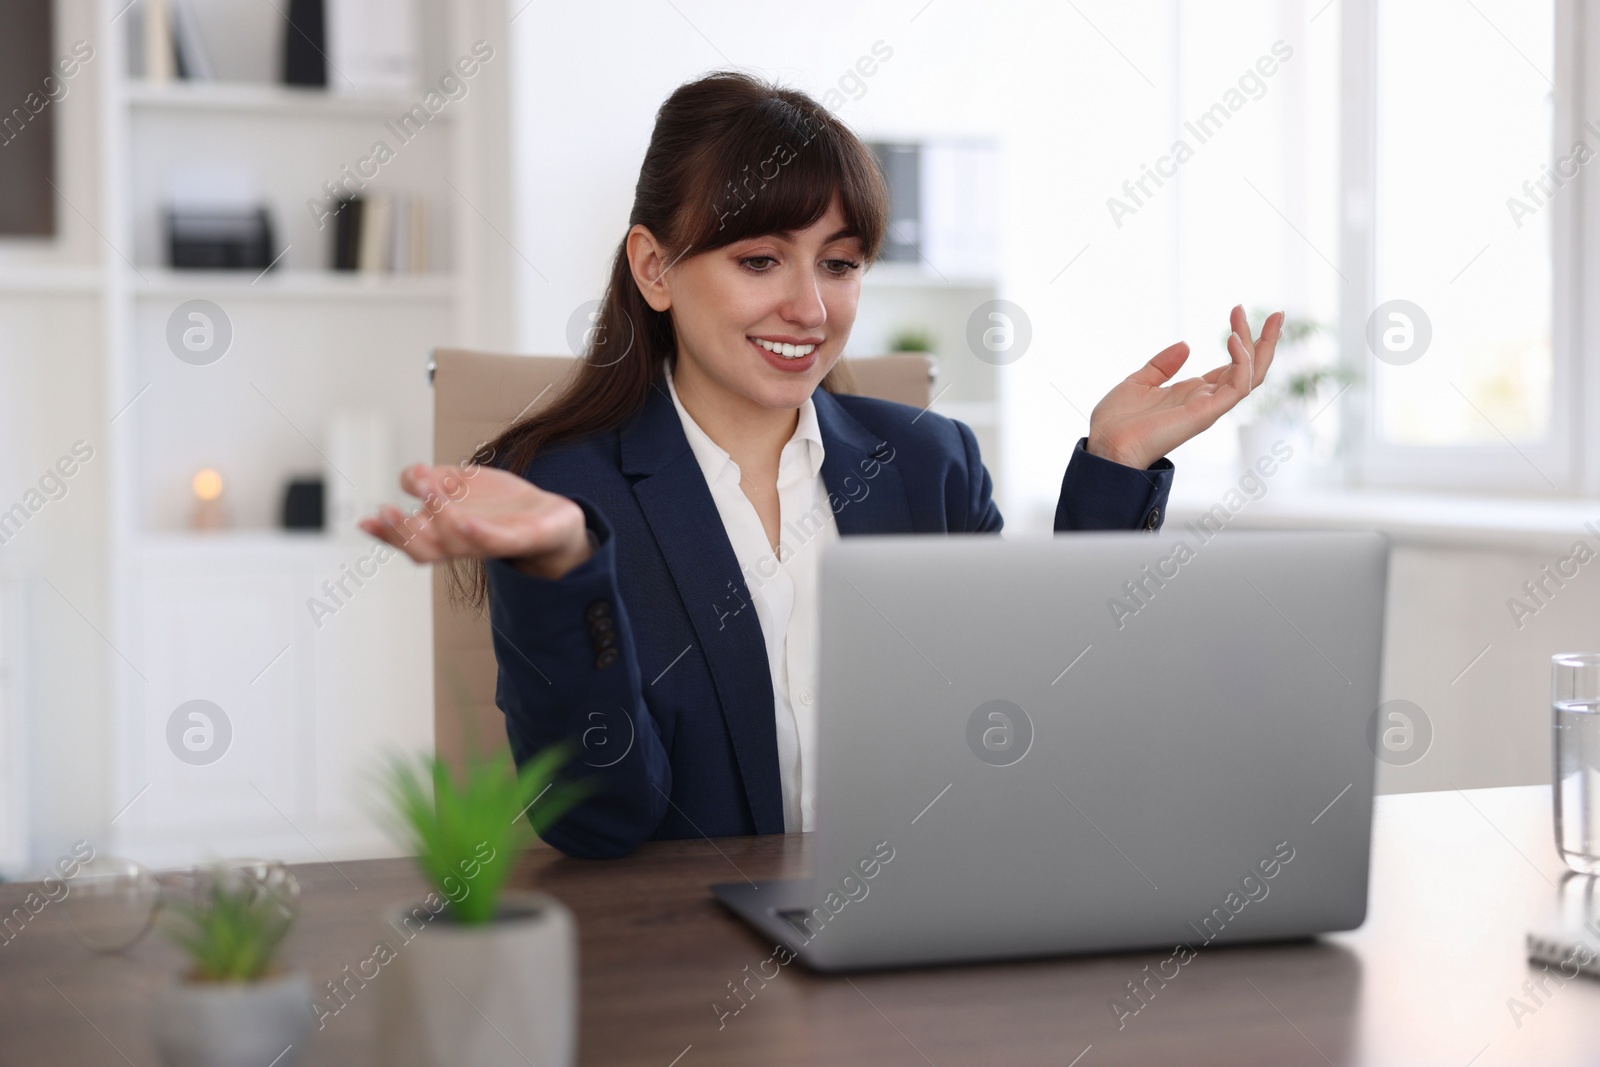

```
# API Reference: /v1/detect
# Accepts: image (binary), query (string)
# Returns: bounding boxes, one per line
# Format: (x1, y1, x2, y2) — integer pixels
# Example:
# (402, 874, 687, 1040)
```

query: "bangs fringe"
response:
(674, 97, 887, 264)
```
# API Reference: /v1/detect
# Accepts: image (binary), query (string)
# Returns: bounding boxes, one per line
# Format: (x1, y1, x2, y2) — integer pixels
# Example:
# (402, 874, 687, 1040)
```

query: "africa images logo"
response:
(966, 700, 1033, 767)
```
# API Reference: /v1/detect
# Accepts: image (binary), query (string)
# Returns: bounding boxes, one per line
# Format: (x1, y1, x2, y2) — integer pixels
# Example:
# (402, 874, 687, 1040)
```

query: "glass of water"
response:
(1553, 652, 1600, 874)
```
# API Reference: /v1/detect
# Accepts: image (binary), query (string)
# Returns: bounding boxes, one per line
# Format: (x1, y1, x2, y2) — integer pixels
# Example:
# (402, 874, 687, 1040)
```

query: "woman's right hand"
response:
(357, 463, 594, 580)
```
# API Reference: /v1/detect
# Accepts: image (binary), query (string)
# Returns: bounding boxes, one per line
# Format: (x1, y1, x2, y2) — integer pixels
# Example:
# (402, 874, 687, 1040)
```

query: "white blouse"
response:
(663, 364, 839, 832)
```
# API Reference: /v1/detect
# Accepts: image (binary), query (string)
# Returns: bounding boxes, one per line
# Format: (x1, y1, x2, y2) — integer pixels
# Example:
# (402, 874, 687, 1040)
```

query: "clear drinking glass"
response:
(1553, 653, 1600, 874)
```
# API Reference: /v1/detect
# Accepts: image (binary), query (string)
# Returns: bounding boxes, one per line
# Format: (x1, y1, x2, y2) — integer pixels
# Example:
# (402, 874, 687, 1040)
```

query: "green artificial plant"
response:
(384, 743, 590, 925)
(165, 869, 296, 982)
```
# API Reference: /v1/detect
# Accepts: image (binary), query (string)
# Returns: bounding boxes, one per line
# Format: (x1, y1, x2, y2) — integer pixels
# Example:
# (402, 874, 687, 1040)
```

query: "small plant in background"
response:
(1222, 310, 1354, 423)
(384, 743, 590, 925)
(164, 870, 296, 982)
(889, 326, 936, 354)
(1254, 361, 1357, 422)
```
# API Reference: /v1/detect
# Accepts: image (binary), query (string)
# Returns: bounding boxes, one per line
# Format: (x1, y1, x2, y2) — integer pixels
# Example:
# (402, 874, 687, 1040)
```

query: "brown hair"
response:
(457, 70, 889, 604)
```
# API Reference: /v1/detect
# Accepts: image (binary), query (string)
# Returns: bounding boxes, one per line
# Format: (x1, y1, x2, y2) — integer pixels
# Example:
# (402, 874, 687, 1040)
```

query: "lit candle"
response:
(190, 468, 228, 530)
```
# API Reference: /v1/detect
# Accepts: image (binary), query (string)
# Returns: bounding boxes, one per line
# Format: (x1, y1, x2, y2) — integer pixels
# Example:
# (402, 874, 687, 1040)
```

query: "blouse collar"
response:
(662, 360, 826, 485)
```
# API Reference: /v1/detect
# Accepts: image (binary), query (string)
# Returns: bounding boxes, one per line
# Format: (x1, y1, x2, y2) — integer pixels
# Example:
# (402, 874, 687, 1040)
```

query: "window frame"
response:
(1339, 0, 1586, 495)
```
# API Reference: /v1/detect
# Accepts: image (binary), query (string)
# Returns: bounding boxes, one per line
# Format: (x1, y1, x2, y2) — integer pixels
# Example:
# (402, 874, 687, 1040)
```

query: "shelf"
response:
(123, 81, 449, 122)
(862, 262, 997, 290)
(140, 528, 333, 547)
(134, 528, 369, 561)
(128, 269, 458, 302)
(0, 265, 103, 295)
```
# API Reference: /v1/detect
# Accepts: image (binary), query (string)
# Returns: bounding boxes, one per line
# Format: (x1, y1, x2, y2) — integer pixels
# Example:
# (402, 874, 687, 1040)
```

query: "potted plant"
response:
(886, 326, 940, 392)
(374, 743, 590, 1067)
(151, 864, 310, 1067)
(889, 326, 937, 355)
(1226, 310, 1352, 487)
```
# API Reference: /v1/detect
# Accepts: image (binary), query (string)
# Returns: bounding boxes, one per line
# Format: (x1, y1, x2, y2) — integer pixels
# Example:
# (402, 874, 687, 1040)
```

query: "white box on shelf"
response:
(921, 140, 1000, 281)
(327, 0, 421, 94)
(325, 409, 395, 536)
(165, 164, 260, 212)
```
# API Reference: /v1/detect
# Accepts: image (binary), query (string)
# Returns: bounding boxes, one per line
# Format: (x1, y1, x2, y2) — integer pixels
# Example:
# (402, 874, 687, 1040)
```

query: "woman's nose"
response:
(779, 270, 827, 327)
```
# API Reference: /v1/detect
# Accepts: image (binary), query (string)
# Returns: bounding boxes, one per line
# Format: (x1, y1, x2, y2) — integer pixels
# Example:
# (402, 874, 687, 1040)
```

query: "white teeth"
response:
(751, 337, 815, 359)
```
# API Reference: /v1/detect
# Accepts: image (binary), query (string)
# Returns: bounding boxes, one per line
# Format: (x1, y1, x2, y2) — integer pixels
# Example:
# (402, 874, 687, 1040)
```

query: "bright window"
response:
(1372, 0, 1554, 448)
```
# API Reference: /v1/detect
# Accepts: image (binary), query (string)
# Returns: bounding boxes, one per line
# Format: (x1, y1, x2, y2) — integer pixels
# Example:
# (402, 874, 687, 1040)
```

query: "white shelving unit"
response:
(861, 262, 999, 292)
(128, 269, 460, 308)
(847, 138, 1004, 469)
(0, 563, 28, 876)
(0, 266, 104, 295)
(123, 80, 441, 119)
(851, 263, 1001, 465)
(84, 0, 513, 866)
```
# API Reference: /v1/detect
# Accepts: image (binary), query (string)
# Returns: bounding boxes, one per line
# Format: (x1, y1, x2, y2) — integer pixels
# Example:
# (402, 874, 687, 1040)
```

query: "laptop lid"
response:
(785, 530, 1388, 971)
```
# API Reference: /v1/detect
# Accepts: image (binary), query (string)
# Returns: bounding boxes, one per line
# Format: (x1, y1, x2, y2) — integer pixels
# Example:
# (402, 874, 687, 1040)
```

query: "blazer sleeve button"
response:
(595, 648, 619, 669)
(585, 600, 611, 622)
(1144, 506, 1161, 530)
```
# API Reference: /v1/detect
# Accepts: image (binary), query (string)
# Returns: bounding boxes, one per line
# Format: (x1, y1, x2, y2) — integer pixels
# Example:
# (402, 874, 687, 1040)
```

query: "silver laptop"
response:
(714, 530, 1389, 971)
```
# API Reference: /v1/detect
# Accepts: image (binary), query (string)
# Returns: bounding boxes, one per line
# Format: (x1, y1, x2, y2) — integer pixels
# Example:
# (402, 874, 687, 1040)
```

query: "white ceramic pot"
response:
(1238, 419, 1311, 491)
(152, 969, 312, 1067)
(374, 890, 577, 1067)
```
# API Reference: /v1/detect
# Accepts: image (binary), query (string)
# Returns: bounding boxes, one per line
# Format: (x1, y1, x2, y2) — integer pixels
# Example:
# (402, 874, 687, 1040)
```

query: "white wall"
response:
(1375, 543, 1586, 794)
(507, 2, 1005, 354)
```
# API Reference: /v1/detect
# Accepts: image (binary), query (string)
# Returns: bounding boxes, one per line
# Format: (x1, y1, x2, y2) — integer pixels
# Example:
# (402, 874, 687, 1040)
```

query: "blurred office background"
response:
(0, 0, 1591, 875)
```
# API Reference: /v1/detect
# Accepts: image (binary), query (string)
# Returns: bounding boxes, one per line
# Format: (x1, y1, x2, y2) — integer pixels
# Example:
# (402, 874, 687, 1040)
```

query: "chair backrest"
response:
(430, 347, 935, 773)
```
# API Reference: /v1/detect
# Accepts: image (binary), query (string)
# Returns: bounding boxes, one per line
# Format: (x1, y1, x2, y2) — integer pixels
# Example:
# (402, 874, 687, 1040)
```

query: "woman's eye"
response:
(739, 255, 861, 275)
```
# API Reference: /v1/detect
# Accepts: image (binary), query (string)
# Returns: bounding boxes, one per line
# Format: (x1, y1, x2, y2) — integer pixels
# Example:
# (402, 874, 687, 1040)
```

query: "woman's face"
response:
(631, 193, 864, 413)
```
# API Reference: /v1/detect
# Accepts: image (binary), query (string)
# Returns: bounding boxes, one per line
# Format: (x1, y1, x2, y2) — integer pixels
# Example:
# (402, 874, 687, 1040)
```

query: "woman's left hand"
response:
(1085, 305, 1283, 471)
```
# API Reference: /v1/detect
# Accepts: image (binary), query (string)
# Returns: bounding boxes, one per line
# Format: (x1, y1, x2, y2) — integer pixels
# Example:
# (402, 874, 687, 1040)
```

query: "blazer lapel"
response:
(616, 379, 918, 836)
(811, 387, 915, 536)
(621, 381, 785, 833)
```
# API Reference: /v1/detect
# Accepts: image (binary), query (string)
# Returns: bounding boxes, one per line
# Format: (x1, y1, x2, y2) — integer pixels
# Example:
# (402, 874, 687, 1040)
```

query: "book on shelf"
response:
(170, 0, 214, 81)
(142, 0, 175, 83)
(134, 0, 213, 82)
(388, 196, 429, 274)
(283, 0, 328, 87)
(331, 193, 430, 274)
(333, 196, 359, 271)
(358, 193, 390, 274)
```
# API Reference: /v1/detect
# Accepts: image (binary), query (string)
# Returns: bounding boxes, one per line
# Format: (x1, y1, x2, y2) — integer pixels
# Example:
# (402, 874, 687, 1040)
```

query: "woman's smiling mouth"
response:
(748, 336, 819, 358)
(748, 335, 821, 372)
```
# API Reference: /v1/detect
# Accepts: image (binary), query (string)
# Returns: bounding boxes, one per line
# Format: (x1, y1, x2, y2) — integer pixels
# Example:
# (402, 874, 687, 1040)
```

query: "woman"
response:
(360, 71, 1282, 859)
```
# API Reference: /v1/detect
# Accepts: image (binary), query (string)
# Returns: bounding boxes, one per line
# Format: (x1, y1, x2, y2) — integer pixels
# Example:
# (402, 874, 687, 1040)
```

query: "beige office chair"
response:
(429, 347, 935, 774)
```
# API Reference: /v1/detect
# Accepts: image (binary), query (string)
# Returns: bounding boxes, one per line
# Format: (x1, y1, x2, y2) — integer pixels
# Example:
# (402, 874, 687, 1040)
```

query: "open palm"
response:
(358, 463, 592, 578)
(1087, 305, 1284, 471)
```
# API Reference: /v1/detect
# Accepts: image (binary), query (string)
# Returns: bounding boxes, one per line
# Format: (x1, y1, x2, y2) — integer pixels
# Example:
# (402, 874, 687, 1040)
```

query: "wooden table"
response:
(3, 785, 1598, 1066)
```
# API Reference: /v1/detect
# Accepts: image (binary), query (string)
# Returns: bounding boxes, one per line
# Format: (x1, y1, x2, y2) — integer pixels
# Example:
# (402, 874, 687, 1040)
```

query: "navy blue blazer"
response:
(484, 378, 1175, 858)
